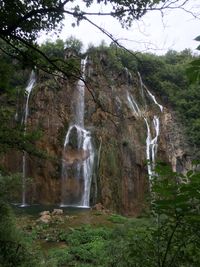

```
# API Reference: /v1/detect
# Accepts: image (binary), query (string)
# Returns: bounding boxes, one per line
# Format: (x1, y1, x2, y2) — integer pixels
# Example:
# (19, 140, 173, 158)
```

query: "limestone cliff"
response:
(5, 51, 192, 215)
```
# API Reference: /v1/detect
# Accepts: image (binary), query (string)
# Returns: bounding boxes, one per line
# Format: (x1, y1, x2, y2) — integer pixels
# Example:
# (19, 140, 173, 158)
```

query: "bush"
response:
(107, 214, 128, 224)
(0, 202, 41, 267)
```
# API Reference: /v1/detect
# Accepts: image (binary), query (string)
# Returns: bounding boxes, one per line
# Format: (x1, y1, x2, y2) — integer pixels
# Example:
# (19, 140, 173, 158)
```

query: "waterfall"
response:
(127, 71, 163, 181)
(127, 91, 142, 117)
(144, 116, 160, 179)
(137, 72, 162, 180)
(61, 58, 94, 208)
(146, 88, 163, 112)
(20, 71, 36, 207)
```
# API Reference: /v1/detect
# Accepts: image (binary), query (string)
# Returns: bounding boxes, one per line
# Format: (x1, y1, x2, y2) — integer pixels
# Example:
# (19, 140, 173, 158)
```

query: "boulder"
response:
(92, 203, 104, 211)
(39, 210, 50, 216)
(38, 214, 51, 224)
(52, 209, 63, 215)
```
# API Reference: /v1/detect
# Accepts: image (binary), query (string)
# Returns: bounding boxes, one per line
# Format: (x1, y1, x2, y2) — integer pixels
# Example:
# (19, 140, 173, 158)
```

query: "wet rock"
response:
(92, 203, 111, 214)
(39, 210, 50, 216)
(62, 149, 89, 165)
(38, 214, 51, 224)
(92, 203, 105, 211)
(52, 209, 63, 215)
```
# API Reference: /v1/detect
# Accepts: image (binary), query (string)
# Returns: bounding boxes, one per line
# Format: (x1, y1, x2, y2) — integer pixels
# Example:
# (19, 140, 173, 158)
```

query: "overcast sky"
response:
(40, 0, 200, 55)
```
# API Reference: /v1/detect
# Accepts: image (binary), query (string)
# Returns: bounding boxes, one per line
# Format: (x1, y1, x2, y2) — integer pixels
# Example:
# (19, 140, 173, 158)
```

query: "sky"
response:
(39, 0, 200, 55)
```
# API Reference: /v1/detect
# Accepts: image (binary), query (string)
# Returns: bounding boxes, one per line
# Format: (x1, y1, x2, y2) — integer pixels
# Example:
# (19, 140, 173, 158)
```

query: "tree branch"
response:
(81, 15, 141, 62)
(8, 34, 81, 80)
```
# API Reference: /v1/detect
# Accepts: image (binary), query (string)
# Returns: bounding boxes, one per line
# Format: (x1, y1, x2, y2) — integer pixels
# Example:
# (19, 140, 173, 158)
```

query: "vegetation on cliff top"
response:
(1, 0, 191, 79)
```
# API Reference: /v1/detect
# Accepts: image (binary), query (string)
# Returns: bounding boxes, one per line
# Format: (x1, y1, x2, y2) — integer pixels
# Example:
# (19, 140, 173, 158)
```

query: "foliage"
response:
(107, 213, 128, 223)
(0, 1, 66, 76)
(87, 43, 122, 73)
(0, 103, 45, 159)
(40, 36, 83, 58)
(187, 36, 200, 84)
(104, 164, 200, 267)
(65, 35, 83, 54)
(46, 225, 112, 266)
(151, 163, 200, 267)
(45, 248, 72, 267)
(105, 219, 155, 267)
(0, 174, 22, 202)
(60, 224, 111, 244)
(13, 162, 200, 267)
(0, 0, 194, 77)
(0, 45, 50, 165)
(0, 199, 41, 266)
(40, 39, 65, 59)
(0, 0, 64, 41)
(39, 37, 82, 78)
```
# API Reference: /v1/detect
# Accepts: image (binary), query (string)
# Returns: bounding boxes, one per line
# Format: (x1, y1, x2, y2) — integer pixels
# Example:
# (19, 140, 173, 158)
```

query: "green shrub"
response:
(0, 202, 41, 267)
(107, 214, 128, 224)
(46, 248, 73, 267)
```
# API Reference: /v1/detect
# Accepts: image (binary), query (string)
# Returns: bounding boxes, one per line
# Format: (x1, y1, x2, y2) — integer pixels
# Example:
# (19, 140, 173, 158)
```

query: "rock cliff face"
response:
(159, 110, 192, 173)
(6, 51, 192, 215)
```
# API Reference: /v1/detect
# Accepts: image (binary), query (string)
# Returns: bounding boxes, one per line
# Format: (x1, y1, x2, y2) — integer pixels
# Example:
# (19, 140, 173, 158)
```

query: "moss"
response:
(98, 136, 122, 211)
(100, 138, 121, 178)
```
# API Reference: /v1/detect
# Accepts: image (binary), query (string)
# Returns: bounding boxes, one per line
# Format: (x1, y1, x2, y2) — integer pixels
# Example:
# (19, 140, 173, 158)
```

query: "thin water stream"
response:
(127, 71, 163, 181)
(21, 71, 36, 207)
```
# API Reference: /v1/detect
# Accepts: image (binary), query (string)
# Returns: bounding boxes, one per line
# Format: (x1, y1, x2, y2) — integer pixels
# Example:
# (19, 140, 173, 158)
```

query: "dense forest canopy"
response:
(0, 0, 198, 76)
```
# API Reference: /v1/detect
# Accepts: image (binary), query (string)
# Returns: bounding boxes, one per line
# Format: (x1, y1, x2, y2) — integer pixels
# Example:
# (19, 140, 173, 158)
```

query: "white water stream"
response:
(61, 58, 94, 208)
(127, 71, 163, 181)
(127, 91, 142, 117)
(21, 71, 36, 207)
(144, 116, 160, 179)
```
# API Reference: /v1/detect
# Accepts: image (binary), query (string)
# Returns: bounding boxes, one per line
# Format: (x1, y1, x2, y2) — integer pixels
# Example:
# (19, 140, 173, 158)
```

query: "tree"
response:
(150, 163, 200, 267)
(105, 164, 200, 267)
(187, 36, 200, 84)
(0, 0, 198, 77)
(65, 36, 83, 54)
(40, 39, 65, 59)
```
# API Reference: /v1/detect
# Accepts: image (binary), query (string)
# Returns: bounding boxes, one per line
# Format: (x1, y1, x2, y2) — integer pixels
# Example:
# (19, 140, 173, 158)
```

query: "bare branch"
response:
(81, 15, 141, 62)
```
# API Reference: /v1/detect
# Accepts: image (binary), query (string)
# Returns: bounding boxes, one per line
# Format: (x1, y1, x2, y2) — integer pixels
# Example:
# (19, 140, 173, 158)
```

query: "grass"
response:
(15, 209, 152, 267)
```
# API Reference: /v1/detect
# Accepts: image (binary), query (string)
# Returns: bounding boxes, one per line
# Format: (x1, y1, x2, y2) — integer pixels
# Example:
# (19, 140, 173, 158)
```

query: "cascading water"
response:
(126, 70, 163, 181)
(144, 116, 160, 179)
(138, 72, 163, 179)
(21, 71, 36, 207)
(146, 88, 163, 112)
(125, 68, 142, 117)
(61, 58, 94, 208)
(127, 91, 142, 117)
